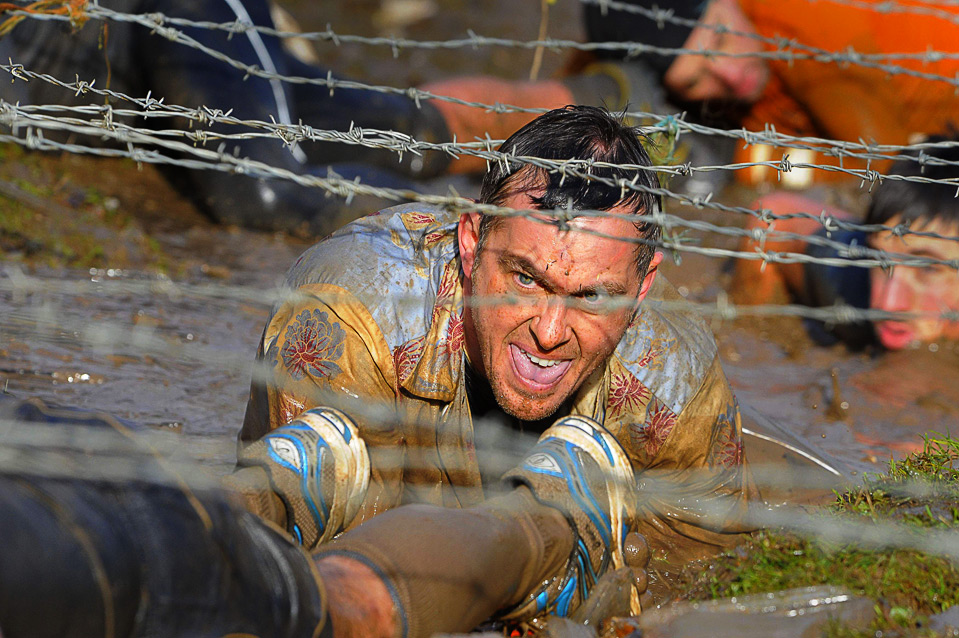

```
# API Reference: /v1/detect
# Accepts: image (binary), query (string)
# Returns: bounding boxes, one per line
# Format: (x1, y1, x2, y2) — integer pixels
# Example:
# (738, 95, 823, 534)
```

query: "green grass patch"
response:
(674, 433, 959, 635)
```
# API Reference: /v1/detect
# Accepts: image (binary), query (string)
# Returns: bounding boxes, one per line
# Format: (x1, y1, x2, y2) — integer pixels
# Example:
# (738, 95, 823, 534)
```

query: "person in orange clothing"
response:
(424, 0, 959, 186)
(730, 0, 959, 184)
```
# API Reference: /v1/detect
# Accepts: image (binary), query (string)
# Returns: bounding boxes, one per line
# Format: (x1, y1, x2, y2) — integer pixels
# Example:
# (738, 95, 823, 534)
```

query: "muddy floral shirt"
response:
(241, 203, 754, 564)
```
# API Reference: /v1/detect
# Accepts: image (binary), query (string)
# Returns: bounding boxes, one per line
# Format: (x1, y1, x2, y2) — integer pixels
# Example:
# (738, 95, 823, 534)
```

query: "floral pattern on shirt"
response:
(629, 398, 677, 459)
(272, 309, 346, 381)
(446, 312, 465, 356)
(393, 335, 427, 386)
(424, 231, 446, 249)
(608, 372, 651, 415)
(707, 402, 744, 469)
(635, 337, 676, 371)
(402, 211, 438, 228)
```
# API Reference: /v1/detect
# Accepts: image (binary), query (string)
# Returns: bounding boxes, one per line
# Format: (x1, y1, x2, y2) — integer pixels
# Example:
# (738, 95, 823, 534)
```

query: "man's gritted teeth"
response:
(508, 343, 574, 389)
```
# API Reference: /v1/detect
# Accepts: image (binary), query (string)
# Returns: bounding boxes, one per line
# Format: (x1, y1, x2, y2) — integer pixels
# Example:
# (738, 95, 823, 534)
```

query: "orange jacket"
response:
(736, 0, 959, 184)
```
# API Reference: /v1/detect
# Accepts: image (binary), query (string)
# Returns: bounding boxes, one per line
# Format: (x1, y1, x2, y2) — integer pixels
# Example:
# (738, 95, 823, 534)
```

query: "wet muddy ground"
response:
(2, 0, 958, 480)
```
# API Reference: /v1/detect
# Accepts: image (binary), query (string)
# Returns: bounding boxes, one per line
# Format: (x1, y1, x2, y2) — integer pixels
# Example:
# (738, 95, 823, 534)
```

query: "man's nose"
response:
(875, 271, 914, 315)
(530, 296, 572, 350)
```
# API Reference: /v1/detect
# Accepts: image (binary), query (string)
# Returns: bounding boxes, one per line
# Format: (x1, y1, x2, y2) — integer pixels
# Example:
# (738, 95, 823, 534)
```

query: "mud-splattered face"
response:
(458, 193, 662, 421)
(869, 215, 959, 350)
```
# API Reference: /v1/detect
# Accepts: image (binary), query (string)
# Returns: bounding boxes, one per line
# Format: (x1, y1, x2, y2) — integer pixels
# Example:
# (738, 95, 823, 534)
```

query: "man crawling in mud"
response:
(232, 105, 755, 632)
(732, 138, 959, 351)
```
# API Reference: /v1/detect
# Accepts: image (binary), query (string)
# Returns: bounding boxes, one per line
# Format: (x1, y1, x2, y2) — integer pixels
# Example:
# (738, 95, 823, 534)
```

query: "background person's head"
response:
(584, 0, 769, 104)
(864, 136, 959, 349)
(459, 105, 664, 421)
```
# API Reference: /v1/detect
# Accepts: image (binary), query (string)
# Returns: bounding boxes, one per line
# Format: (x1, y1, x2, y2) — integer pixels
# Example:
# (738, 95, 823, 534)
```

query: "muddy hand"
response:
(567, 532, 651, 625)
(569, 567, 634, 626)
(623, 531, 651, 597)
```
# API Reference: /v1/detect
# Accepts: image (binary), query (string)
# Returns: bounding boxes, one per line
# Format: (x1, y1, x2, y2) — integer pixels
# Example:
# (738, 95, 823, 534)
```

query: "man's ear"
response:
(458, 212, 483, 278)
(635, 251, 664, 306)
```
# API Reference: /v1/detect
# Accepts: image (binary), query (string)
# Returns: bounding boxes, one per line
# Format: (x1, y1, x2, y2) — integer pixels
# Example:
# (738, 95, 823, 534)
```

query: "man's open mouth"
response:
(509, 344, 573, 388)
(876, 321, 915, 350)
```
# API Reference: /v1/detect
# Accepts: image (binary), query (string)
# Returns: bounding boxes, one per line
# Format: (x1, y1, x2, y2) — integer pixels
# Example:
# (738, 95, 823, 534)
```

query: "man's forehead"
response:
(490, 215, 641, 276)
(499, 207, 643, 238)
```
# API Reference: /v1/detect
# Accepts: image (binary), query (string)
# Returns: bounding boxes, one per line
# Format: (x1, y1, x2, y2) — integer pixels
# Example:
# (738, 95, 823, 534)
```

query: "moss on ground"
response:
(0, 142, 173, 273)
(674, 433, 959, 636)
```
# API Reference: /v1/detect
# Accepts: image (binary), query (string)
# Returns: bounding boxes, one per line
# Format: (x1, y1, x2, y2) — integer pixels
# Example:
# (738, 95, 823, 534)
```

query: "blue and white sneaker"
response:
(498, 415, 639, 622)
(236, 406, 370, 549)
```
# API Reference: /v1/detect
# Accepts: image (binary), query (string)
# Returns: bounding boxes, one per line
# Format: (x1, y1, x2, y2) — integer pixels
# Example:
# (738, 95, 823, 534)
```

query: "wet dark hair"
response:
(866, 134, 959, 229)
(477, 105, 663, 277)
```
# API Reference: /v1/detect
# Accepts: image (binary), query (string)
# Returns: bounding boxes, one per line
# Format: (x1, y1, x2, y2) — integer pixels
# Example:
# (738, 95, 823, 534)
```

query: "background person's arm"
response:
(731, 192, 854, 305)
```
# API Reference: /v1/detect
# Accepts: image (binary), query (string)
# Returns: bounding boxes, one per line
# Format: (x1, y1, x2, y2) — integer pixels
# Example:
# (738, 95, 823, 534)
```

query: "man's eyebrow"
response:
(499, 254, 553, 289)
(498, 254, 630, 297)
(901, 245, 955, 263)
(572, 281, 630, 297)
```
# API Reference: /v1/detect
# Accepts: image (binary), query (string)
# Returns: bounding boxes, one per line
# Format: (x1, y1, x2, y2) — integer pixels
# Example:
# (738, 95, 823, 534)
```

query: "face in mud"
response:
(457, 192, 662, 422)
(868, 215, 959, 350)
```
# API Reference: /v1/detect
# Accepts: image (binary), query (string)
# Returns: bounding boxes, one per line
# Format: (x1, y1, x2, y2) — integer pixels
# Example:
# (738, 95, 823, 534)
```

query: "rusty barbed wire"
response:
(7, 1, 959, 96)
(0, 5, 955, 317)
(3, 86, 959, 274)
(3, 47, 957, 171)
(19, 2, 958, 76)
(809, 0, 959, 24)
(582, 0, 959, 66)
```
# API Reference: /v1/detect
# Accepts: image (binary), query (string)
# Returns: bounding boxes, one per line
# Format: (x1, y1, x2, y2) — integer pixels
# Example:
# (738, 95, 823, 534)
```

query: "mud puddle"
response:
(0, 178, 312, 473)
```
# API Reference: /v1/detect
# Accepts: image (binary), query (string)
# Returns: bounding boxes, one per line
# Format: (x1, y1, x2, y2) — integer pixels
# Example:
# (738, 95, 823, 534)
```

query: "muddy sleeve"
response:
(238, 283, 406, 523)
(631, 355, 757, 567)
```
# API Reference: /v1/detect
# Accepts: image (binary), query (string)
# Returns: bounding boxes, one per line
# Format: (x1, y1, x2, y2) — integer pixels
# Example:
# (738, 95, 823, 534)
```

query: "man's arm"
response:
(317, 486, 573, 638)
(0, 395, 582, 638)
(731, 192, 854, 306)
(319, 416, 647, 635)
(231, 283, 405, 545)
(241, 283, 398, 443)
(622, 355, 756, 568)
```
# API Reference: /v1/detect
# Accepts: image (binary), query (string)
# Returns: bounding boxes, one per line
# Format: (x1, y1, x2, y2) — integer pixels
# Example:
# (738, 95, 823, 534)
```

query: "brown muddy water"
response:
(2, 1, 958, 482)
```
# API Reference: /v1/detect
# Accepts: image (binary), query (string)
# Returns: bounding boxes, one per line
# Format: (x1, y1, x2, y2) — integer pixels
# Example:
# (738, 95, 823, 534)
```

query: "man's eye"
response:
(919, 263, 952, 282)
(516, 272, 535, 286)
(580, 290, 611, 307)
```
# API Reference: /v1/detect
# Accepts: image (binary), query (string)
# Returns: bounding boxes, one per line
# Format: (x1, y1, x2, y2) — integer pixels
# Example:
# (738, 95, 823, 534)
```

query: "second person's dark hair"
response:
(867, 133, 959, 228)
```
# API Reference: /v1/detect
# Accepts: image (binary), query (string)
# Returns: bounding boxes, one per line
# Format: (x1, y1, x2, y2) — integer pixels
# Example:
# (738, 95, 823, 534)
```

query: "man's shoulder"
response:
(613, 274, 720, 416)
(283, 203, 460, 349)
(285, 203, 459, 282)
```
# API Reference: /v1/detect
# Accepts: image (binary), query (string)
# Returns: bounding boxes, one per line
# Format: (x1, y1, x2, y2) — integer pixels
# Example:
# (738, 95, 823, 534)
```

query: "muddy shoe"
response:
(235, 406, 370, 548)
(499, 415, 640, 621)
